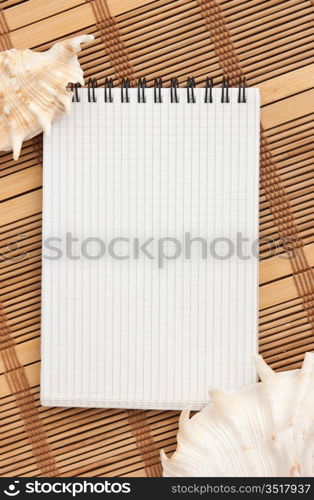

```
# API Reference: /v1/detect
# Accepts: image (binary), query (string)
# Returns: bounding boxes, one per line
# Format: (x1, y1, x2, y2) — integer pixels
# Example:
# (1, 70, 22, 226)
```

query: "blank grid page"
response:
(41, 87, 260, 410)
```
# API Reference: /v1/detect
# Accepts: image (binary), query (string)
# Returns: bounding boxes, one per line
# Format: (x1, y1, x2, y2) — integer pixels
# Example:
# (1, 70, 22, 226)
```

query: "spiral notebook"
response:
(41, 81, 260, 410)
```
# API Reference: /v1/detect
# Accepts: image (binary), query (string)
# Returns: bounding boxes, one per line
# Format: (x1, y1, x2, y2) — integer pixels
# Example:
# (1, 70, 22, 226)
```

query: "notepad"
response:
(41, 86, 260, 410)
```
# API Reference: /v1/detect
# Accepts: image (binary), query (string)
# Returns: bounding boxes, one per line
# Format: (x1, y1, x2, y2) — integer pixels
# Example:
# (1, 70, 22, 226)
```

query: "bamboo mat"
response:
(1, 0, 313, 478)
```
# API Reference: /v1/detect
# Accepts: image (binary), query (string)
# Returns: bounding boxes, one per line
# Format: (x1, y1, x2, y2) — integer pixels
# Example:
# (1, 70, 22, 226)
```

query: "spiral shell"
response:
(162, 353, 314, 477)
(0, 34, 94, 160)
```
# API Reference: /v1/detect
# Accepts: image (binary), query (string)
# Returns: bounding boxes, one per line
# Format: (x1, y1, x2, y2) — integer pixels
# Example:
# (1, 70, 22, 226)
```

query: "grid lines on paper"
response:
(41, 87, 259, 410)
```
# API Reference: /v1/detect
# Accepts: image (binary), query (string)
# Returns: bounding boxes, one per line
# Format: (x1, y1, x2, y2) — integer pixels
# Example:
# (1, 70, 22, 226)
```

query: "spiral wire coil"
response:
(71, 77, 247, 103)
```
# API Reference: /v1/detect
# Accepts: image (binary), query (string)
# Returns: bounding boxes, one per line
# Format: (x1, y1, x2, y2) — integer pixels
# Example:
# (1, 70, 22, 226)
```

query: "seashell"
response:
(161, 352, 314, 477)
(0, 34, 94, 160)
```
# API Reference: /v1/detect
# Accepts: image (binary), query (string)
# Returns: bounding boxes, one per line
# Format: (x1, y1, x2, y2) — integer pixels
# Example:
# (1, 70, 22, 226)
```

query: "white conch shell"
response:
(0, 34, 94, 160)
(162, 352, 314, 477)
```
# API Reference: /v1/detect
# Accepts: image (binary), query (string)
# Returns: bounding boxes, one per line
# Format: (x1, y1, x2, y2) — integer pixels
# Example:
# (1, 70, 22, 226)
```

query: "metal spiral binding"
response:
(138, 78, 147, 103)
(154, 78, 163, 103)
(88, 78, 97, 102)
(71, 83, 81, 102)
(238, 77, 246, 103)
(221, 77, 230, 103)
(121, 78, 131, 103)
(104, 78, 113, 103)
(186, 77, 196, 103)
(187, 77, 196, 103)
(72, 77, 247, 103)
(204, 77, 213, 103)
(170, 78, 179, 103)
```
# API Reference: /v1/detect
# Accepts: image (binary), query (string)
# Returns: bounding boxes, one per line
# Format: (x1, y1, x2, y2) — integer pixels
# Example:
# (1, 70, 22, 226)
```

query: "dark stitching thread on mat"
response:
(127, 410, 163, 477)
(197, 0, 314, 342)
(197, 0, 242, 86)
(0, 301, 60, 476)
(88, 0, 161, 476)
(0, 9, 58, 475)
(87, 0, 136, 85)
(260, 128, 314, 328)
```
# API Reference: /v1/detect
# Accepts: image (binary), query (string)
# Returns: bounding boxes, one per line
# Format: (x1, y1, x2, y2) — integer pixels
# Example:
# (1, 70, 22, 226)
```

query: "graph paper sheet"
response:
(41, 87, 260, 410)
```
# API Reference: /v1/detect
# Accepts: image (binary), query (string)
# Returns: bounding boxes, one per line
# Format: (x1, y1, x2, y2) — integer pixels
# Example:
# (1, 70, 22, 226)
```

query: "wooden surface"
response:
(1, 0, 313, 478)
